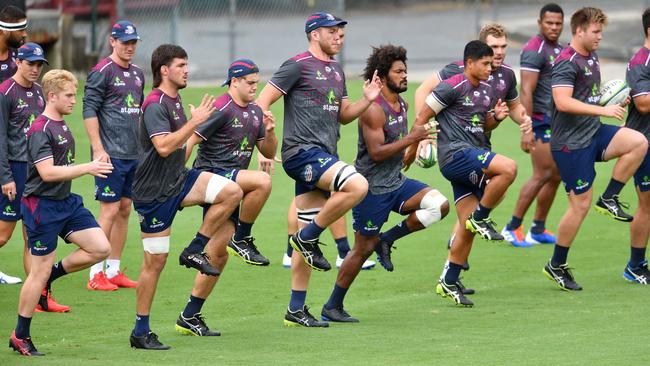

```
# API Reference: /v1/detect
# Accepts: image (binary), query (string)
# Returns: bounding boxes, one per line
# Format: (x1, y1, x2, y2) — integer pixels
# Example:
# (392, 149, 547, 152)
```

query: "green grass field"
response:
(0, 79, 648, 365)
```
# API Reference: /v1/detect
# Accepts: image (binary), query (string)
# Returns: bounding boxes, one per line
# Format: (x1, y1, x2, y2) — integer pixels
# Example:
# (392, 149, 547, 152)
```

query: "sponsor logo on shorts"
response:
(642, 175, 650, 186)
(364, 220, 378, 232)
(32, 240, 46, 251)
(477, 152, 490, 164)
(317, 157, 332, 167)
(224, 170, 235, 180)
(303, 164, 313, 182)
(102, 185, 117, 198)
(544, 129, 551, 139)
(3, 205, 16, 217)
(575, 179, 589, 190)
(150, 217, 165, 229)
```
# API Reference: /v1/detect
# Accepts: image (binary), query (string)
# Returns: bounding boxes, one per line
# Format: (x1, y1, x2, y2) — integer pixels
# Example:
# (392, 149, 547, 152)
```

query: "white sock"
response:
(105, 259, 121, 279)
(89, 261, 105, 279)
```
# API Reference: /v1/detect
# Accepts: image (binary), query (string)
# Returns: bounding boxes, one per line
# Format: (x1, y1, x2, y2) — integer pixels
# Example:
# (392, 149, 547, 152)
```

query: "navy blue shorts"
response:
(0, 161, 27, 221)
(21, 193, 99, 256)
(352, 179, 428, 236)
(282, 148, 339, 196)
(134, 169, 201, 234)
(532, 115, 552, 143)
(95, 158, 138, 202)
(440, 148, 496, 204)
(552, 123, 620, 195)
(201, 167, 240, 223)
(634, 146, 650, 192)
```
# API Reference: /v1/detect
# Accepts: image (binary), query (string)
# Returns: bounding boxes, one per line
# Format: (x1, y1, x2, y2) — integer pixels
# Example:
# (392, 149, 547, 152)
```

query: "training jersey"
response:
(430, 73, 494, 168)
(625, 46, 650, 141)
(0, 78, 45, 184)
(193, 93, 266, 170)
(83, 57, 145, 160)
(520, 34, 564, 121)
(0, 49, 17, 83)
(268, 51, 348, 161)
(437, 60, 518, 103)
(132, 88, 189, 203)
(355, 94, 408, 195)
(24, 115, 75, 200)
(550, 46, 602, 151)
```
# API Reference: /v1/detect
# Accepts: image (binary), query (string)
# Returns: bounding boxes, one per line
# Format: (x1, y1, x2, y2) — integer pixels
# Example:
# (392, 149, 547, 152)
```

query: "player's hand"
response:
(263, 110, 276, 134)
(2, 181, 17, 202)
(189, 94, 216, 125)
(87, 158, 114, 179)
(363, 70, 383, 103)
(92, 146, 110, 163)
(519, 114, 533, 134)
(601, 104, 626, 121)
(409, 121, 438, 143)
(258, 152, 282, 175)
(402, 143, 418, 171)
(521, 131, 535, 153)
(494, 99, 509, 121)
(620, 96, 631, 108)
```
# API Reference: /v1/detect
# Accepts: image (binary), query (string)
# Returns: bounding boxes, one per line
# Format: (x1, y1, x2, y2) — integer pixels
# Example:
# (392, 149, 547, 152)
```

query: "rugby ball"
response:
(415, 142, 437, 169)
(599, 79, 630, 106)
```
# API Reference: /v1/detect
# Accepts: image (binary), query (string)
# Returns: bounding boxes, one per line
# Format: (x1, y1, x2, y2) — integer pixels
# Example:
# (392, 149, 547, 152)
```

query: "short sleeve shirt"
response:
(269, 51, 348, 161)
(193, 93, 266, 170)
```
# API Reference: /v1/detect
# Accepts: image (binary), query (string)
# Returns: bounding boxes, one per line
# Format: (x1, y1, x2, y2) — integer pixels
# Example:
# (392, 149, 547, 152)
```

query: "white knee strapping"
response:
(415, 189, 448, 227)
(330, 164, 360, 192)
(204, 174, 231, 204)
(143, 236, 170, 254)
(297, 207, 322, 224)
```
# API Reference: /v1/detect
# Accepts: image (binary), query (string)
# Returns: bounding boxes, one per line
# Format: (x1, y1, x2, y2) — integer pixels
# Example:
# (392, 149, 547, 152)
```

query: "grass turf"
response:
(0, 80, 648, 365)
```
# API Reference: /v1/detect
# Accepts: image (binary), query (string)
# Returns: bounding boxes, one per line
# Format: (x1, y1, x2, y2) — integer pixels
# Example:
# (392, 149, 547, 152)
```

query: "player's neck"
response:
(157, 82, 179, 98)
(308, 44, 333, 62)
(645, 38, 650, 50)
(109, 53, 130, 68)
(0, 41, 8, 57)
(570, 39, 590, 56)
(13, 73, 32, 88)
(228, 91, 248, 108)
(464, 71, 480, 87)
(43, 105, 64, 121)
(381, 89, 399, 106)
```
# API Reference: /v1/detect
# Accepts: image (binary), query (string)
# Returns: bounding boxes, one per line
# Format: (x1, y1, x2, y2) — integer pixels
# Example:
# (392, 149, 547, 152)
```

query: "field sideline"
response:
(0, 80, 647, 365)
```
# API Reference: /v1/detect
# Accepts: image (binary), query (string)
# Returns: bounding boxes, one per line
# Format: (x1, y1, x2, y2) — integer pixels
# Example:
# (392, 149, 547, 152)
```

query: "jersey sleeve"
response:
(552, 60, 577, 89)
(506, 72, 519, 102)
(437, 63, 462, 81)
(268, 60, 302, 95)
(431, 81, 457, 110)
(520, 50, 545, 72)
(194, 110, 228, 141)
(0, 93, 12, 184)
(28, 129, 53, 165)
(256, 119, 266, 141)
(142, 103, 171, 139)
(627, 63, 650, 98)
(82, 70, 106, 119)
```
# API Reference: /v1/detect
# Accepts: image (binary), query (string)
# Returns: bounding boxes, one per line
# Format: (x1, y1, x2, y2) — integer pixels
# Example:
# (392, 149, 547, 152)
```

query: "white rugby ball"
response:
(415, 142, 437, 169)
(599, 79, 630, 106)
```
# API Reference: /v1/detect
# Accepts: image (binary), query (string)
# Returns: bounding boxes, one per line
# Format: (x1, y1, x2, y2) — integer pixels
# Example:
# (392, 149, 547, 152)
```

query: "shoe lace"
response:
(310, 240, 326, 257)
(482, 217, 499, 231)
(195, 313, 209, 328)
(145, 332, 161, 345)
(302, 306, 317, 322)
(611, 195, 630, 209)
(559, 264, 576, 281)
(245, 237, 261, 254)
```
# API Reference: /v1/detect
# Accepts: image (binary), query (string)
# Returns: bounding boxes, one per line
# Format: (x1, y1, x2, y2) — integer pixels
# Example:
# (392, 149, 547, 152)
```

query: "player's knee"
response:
(258, 172, 272, 195)
(503, 159, 518, 181)
(99, 201, 120, 220)
(571, 196, 592, 215)
(215, 182, 243, 209)
(415, 189, 449, 227)
(345, 175, 369, 203)
(117, 200, 132, 219)
(94, 241, 112, 261)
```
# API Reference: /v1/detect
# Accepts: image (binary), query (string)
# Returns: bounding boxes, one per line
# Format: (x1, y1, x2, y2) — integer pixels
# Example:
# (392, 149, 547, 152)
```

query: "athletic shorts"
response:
(352, 178, 428, 236)
(552, 123, 620, 195)
(21, 193, 99, 256)
(95, 158, 138, 202)
(134, 169, 201, 234)
(0, 161, 27, 221)
(440, 148, 495, 204)
(532, 115, 552, 143)
(282, 147, 339, 196)
(634, 146, 650, 192)
(201, 167, 240, 223)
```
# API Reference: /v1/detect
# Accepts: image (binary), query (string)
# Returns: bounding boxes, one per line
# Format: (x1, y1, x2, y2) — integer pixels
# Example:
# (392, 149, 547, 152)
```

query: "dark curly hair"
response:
(363, 44, 407, 81)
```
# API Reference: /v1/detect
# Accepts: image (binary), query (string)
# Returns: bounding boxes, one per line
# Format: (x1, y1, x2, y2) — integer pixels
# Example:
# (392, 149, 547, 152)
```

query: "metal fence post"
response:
(171, 2, 179, 44)
(229, 0, 237, 63)
(338, 0, 345, 70)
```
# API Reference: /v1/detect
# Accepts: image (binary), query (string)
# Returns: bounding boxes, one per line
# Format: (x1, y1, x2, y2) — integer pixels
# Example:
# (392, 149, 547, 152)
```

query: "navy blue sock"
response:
(335, 237, 350, 258)
(506, 216, 523, 231)
(472, 203, 491, 221)
(551, 244, 570, 267)
(380, 220, 412, 243)
(182, 295, 206, 318)
(186, 232, 210, 254)
(15, 315, 31, 339)
(234, 220, 253, 241)
(325, 284, 349, 309)
(134, 314, 150, 336)
(443, 262, 463, 284)
(531, 220, 546, 234)
(630, 247, 647, 268)
(47, 260, 67, 287)
(288, 290, 307, 312)
(299, 221, 325, 242)
(286, 235, 293, 257)
(602, 178, 625, 199)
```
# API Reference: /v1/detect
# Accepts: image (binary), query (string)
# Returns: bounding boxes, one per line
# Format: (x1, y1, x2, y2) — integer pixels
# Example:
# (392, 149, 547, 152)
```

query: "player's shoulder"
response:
(288, 51, 313, 64)
(0, 78, 15, 95)
(522, 34, 544, 53)
(26, 115, 50, 136)
(213, 93, 233, 111)
(91, 57, 114, 73)
(442, 73, 467, 88)
(499, 63, 516, 77)
(130, 63, 144, 73)
(628, 47, 650, 69)
(555, 46, 578, 64)
(142, 89, 166, 111)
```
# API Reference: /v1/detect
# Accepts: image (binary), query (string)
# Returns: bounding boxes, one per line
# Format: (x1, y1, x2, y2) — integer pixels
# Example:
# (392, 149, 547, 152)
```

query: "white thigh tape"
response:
(143, 236, 170, 254)
(204, 174, 231, 204)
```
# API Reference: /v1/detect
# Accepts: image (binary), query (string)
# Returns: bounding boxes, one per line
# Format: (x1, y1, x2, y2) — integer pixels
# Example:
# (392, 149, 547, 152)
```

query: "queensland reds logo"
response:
(303, 164, 313, 182)
(334, 70, 342, 82)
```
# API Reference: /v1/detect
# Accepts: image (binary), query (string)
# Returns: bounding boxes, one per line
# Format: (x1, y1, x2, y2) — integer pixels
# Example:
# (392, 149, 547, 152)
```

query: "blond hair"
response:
(479, 23, 507, 42)
(571, 7, 608, 34)
(42, 69, 78, 99)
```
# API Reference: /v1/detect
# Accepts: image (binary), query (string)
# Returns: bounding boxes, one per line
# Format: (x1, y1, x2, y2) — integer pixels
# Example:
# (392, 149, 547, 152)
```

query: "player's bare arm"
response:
(553, 86, 625, 120)
(339, 70, 383, 124)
